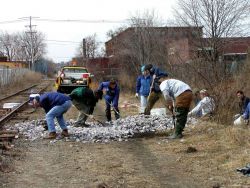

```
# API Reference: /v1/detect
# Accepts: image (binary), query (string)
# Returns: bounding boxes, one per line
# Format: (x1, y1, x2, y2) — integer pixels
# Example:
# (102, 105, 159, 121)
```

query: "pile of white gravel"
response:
(5, 115, 198, 143)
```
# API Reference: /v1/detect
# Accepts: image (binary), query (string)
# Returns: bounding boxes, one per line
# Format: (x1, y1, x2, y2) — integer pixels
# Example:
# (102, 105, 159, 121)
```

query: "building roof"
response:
(105, 26, 203, 44)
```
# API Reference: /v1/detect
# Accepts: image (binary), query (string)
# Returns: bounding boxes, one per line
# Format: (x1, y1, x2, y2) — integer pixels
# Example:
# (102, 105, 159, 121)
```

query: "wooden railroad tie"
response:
(0, 130, 18, 142)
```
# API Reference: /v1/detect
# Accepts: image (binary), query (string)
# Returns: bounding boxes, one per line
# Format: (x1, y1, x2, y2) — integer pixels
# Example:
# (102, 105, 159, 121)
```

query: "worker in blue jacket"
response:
(242, 102, 250, 125)
(98, 79, 120, 121)
(143, 64, 168, 115)
(136, 65, 152, 113)
(32, 92, 72, 139)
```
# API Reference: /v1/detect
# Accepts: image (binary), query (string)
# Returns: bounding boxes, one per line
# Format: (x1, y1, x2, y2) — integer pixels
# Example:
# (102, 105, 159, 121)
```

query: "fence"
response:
(0, 66, 28, 87)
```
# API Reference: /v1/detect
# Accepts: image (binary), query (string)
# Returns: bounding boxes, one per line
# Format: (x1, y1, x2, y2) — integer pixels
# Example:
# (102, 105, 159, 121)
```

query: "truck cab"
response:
(55, 66, 92, 94)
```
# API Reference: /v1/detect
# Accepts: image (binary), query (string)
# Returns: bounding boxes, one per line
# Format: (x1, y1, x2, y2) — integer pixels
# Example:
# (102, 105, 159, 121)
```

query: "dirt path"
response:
(2, 90, 248, 187)
(3, 138, 203, 188)
(1, 102, 204, 188)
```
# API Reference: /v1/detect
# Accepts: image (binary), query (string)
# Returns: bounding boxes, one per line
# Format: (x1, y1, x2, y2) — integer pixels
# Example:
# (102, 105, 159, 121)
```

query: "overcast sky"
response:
(0, 0, 177, 63)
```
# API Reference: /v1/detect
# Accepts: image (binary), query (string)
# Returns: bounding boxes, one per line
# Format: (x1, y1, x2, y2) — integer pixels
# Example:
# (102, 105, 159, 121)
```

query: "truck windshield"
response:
(63, 68, 88, 73)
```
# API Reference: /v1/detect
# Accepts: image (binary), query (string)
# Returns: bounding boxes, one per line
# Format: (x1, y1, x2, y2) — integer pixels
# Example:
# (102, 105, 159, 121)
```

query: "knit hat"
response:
(141, 65, 145, 72)
(200, 89, 208, 94)
(29, 94, 40, 105)
(109, 78, 116, 85)
(144, 64, 153, 72)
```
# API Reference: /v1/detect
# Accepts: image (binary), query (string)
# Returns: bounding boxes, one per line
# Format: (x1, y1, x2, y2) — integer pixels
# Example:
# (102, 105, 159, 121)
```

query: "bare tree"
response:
(174, 0, 250, 38)
(76, 33, 100, 59)
(106, 27, 127, 40)
(0, 32, 19, 61)
(173, 0, 250, 123)
(107, 10, 169, 75)
(0, 30, 46, 70)
(19, 31, 46, 69)
(174, 0, 250, 62)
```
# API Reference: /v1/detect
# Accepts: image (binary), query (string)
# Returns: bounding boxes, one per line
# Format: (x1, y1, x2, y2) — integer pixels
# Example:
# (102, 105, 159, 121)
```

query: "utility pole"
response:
(19, 16, 39, 70)
(82, 38, 87, 66)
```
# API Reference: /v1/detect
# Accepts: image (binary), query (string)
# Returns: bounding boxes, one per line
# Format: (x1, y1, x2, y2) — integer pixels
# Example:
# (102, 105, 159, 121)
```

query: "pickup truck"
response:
(55, 66, 92, 94)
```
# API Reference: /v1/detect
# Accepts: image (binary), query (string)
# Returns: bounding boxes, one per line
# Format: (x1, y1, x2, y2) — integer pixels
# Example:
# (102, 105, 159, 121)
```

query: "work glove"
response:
(168, 105, 174, 114)
(135, 93, 139, 98)
(88, 115, 94, 119)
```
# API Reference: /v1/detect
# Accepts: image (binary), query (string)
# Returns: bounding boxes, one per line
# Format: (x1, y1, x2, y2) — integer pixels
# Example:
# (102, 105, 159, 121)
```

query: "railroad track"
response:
(0, 80, 52, 127)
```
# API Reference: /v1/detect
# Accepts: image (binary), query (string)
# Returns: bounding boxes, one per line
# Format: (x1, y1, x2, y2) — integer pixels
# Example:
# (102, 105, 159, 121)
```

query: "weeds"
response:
(0, 70, 42, 96)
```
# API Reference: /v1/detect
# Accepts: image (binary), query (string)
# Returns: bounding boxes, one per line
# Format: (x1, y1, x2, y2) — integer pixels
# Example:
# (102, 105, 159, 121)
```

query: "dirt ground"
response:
(1, 81, 250, 187)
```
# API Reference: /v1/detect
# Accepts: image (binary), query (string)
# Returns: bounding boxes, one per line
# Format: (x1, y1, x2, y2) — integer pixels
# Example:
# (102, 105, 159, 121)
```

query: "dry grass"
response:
(0, 71, 43, 97)
(117, 93, 250, 186)
(163, 121, 250, 187)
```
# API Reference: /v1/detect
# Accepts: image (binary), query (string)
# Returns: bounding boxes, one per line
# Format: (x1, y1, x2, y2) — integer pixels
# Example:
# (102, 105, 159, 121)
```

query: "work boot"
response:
(74, 122, 90, 127)
(44, 132, 57, 139)
(167, 133, 183, 139)
(61, 129, 69, 137)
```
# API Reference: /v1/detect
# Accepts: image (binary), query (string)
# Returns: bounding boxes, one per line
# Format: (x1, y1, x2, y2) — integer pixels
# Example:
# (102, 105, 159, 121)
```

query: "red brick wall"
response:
(86, 57, 122, 81)
(222, 37, 250, 54)
(168, 38, 190, 64)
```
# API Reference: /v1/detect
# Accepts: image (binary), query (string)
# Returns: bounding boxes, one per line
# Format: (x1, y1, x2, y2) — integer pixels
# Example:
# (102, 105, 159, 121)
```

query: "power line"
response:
(35, 18, 128, 23)
(46, 43, 79, 46)
(0, 19, 25, 24)
(45, 39, 105, 44)
(46, 40, 80, 44)
(0, 18, 128, 24)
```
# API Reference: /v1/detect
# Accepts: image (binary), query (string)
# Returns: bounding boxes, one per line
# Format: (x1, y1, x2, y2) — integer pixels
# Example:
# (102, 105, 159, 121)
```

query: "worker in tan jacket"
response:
(159, 76, 193, 139)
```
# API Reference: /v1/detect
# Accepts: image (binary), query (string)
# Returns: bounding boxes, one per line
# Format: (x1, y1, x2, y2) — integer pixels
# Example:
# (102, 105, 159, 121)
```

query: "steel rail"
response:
(0, 83, 50, 127)
(0, 84, 37, 102)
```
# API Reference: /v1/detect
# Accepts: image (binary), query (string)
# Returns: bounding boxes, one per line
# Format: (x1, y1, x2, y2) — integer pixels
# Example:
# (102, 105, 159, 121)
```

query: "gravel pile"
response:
(5, 115, 198, 143)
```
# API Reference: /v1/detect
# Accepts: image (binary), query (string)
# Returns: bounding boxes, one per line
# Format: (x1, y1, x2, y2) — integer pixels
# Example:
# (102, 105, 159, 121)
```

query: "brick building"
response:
(70, 57, 121, 81)
(73, 27, 250, 81)
(105, 26, 203, 64)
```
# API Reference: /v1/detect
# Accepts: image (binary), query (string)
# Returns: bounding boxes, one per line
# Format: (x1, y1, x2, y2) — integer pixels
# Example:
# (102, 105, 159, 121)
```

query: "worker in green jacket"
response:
(69, 87, 103, 127)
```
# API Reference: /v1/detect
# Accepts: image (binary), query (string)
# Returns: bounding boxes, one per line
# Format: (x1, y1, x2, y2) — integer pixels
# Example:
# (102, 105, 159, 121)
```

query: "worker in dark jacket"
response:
(32, 92, 72, 139)
(236, 90, 250, 115)
(98, 79, 120, 121)
(143, 64, 168, 115)
(69, 87, 103, 127)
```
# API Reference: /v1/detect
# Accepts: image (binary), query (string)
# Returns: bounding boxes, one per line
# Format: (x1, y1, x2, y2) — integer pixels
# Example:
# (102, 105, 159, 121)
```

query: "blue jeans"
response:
(46, 100, 72, 133)
(140, 95, 148, 113)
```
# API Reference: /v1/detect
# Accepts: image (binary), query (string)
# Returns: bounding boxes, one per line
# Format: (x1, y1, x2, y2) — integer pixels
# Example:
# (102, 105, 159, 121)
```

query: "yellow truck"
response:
(55, 66, 92, 94)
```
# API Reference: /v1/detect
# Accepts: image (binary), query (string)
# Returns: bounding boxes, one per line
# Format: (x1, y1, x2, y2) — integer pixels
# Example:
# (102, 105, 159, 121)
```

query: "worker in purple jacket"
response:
(32, 92, 72, 139)
(98, 79, 120, 121)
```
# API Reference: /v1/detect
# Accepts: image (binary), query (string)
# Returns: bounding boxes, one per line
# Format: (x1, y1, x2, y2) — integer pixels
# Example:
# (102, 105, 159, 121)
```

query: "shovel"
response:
(147, 75, 156, 101)
(81, 111, 107, 126)
(105, 100, 121, 117)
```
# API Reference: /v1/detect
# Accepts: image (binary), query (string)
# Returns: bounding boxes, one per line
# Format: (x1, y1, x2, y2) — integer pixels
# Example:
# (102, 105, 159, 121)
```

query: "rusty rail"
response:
(0, 84, 37, 102)
(0, 83, 50, 127)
